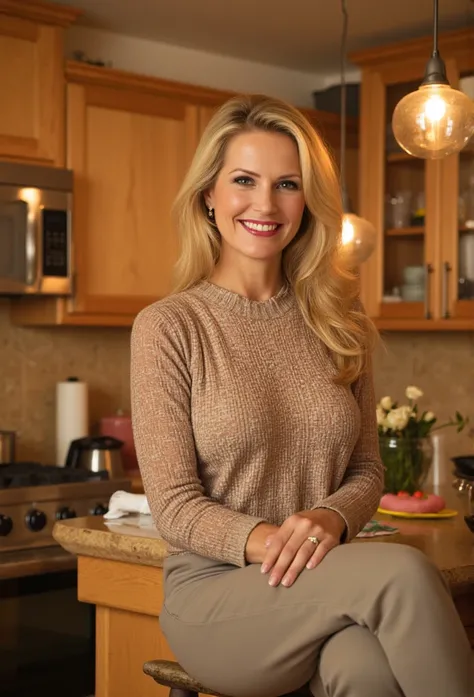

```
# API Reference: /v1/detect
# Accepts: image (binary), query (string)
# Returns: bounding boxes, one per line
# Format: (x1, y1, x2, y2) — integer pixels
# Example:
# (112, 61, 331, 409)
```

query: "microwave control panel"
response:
(42, 209, 69, 278)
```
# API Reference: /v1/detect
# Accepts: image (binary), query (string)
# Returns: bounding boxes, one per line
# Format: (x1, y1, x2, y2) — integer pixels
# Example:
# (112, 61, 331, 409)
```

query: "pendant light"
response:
(339, 0, 376, 265)
(392, 0, 474, 159)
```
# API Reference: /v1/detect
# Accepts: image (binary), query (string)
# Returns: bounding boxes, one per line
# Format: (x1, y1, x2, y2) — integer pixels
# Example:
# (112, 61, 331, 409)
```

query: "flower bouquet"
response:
(377, 385, 468, 494)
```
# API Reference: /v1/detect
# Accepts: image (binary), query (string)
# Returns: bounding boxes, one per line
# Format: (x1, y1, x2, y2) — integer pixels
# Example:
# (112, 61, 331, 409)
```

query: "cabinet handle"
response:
(441, 261, 452, 319)
(424, 263, 434, 319)
(25, 200, 37, 287)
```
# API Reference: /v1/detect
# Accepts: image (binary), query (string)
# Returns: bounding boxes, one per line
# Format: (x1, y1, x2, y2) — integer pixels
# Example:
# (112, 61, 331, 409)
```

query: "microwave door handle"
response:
(25, 201, 37, 287)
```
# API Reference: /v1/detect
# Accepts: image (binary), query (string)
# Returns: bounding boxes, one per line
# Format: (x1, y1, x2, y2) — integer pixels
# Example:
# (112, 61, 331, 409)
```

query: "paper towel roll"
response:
(56, 377, 88, 466)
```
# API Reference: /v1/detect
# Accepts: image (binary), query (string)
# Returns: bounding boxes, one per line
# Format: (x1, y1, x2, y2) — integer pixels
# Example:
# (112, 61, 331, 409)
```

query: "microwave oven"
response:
(0, 161, 73, 296)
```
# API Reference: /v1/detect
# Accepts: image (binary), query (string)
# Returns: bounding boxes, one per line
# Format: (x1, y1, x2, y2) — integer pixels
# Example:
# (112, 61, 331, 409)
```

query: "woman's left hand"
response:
(261, 509, 346, 588)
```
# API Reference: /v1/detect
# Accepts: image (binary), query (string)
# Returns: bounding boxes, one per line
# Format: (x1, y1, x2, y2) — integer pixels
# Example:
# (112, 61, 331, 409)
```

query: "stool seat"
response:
(143, 659, 232, 697)
(144, 659, 312, 697)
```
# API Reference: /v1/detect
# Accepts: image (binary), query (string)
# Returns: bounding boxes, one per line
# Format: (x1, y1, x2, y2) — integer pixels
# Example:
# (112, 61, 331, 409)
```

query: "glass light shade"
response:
(340, 213, 376, 265)
(392, 83, 474, 159)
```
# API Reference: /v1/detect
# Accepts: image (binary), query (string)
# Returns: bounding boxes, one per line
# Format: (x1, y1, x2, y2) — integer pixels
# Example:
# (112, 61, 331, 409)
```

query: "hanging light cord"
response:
(432, 0, 439, 56)
(339, 0, 348, 207)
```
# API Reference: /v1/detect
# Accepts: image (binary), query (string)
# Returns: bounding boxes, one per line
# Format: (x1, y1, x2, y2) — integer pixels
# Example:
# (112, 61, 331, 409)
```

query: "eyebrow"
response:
(228, 168, 302, 179)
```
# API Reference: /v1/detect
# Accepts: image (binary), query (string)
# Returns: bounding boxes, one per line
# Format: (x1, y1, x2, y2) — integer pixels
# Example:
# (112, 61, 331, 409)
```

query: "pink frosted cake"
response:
(379, 491, 445, 514)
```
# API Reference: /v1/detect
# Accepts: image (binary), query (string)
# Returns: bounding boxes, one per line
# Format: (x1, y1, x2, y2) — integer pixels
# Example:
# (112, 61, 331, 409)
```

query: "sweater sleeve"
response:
(130, 306, 266, 568)
(312, 352, 385, 541)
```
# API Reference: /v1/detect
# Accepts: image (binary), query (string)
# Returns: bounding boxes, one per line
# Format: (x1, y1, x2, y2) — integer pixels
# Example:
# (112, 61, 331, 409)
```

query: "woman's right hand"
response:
(245, 522, 279, 564)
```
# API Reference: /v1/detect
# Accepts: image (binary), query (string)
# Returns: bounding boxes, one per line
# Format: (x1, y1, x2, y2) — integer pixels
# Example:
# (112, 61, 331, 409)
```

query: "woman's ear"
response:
(204, 193, 213, 209)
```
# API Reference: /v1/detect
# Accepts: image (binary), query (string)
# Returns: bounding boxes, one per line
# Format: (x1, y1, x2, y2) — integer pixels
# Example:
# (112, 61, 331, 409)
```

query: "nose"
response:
(253, 183, 277, 215)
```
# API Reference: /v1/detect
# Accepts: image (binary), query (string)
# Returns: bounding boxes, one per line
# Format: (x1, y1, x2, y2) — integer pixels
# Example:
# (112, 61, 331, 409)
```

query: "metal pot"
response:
(64, 435, 124, 479)
(0, 430, 16, 464)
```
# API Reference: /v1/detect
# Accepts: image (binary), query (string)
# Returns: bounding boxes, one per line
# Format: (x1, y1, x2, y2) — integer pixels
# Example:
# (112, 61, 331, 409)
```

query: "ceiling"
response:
(57, 0, 474, 74)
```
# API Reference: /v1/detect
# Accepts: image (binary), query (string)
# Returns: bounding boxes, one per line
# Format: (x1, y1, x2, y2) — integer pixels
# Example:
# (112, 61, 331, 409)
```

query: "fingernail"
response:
(261, 563, 269, 574)
(306, 561, 315, 570)
(268, 576, 277, 587)
(281, 576, 290, 587)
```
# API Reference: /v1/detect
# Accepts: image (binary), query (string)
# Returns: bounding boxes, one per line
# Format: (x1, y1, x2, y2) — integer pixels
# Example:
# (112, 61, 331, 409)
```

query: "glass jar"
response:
(379, 436, 434, 494)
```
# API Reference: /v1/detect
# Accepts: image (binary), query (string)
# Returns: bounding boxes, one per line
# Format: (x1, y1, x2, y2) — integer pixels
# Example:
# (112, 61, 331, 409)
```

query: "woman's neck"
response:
(210, 264, 284, 302)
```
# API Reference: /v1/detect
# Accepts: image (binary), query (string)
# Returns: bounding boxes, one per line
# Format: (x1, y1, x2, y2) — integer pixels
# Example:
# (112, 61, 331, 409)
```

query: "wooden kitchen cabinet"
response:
(11, 65, 229, 326)
(0, 0, 79, 166)
(351, 28, 474, 330)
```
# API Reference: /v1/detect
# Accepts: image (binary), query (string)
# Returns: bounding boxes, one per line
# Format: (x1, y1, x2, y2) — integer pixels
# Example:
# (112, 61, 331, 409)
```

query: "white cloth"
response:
(104, 491, 151, 519)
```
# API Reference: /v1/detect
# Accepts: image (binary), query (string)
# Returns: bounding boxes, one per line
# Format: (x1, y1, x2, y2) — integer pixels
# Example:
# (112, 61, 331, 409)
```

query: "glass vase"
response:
(379, 436, 434, 494)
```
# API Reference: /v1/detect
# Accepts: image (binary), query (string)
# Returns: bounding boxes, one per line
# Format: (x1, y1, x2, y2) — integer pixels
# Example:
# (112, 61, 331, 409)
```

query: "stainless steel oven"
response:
(0, 161, 73, 296)
(0, 462, 131, 697)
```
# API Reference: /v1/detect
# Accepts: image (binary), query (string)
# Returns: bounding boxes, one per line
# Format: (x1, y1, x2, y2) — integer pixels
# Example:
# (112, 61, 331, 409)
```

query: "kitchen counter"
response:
(53, 488, 474, 589)
(52, 488, 474, 697)
(53, 512, 167, 568)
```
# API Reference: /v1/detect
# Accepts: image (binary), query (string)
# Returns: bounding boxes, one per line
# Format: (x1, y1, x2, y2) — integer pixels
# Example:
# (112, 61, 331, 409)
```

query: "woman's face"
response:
(206, 130, 306, 265)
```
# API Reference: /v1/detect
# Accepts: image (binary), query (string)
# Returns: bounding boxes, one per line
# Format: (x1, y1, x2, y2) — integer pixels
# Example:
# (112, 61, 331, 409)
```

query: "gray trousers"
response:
(160, 542, 474, 697)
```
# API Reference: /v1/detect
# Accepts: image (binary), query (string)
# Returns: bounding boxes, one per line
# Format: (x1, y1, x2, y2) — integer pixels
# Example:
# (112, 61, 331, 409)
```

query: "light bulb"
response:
(340, 213, 376, 265)
(392, 83, 474, 159)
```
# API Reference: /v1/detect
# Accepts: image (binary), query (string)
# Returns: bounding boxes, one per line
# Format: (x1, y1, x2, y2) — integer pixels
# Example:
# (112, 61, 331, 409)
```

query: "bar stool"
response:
(143, 659, 312, 697)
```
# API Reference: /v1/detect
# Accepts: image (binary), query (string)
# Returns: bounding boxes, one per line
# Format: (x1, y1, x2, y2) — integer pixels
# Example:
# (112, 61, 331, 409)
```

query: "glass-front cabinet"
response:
(352, 28, 474, 330)
(382, 79, 432, 322)
(440, 58, 474, 323)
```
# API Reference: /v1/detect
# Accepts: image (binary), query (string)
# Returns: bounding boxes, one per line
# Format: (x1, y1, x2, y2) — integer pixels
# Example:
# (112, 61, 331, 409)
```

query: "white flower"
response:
(380, 396, 393, 411)
(385, 406, 411, 432)
(376, 406, 386, 426)
(424, 411, 435, 422)
(405, 385, 423, 401)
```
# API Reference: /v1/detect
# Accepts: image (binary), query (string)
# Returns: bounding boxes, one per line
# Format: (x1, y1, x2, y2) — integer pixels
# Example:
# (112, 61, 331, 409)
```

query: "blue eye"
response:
(278, 180, 300, 190)
(233, 176, 254, 186)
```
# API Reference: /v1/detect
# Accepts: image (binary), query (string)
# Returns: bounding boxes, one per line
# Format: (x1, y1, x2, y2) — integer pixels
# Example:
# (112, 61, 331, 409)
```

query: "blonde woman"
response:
(131, 95, 472, 697)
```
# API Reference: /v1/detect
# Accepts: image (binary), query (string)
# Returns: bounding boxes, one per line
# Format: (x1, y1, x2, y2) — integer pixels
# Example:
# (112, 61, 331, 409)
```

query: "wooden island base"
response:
(78, 554, 474, 697)
(79, 556, 174, 697)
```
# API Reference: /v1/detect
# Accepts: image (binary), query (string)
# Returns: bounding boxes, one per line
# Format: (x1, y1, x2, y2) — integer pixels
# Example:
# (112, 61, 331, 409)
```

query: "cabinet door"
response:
(198, 105, 220, 138)
(0, 14, 65, 166)
(439, 59, 474, 325)
(67, 83, 199, 317)
(359, 66, 443, 327)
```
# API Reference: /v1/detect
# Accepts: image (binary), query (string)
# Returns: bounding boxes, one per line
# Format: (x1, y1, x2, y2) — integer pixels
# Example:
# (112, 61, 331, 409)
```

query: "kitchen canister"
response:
(99, 409, 138, 472)
(56, 377, 89, 466)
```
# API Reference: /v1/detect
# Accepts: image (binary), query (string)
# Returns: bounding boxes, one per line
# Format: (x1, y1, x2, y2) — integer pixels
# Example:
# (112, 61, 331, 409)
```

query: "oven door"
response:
(0, 559, 95, 697)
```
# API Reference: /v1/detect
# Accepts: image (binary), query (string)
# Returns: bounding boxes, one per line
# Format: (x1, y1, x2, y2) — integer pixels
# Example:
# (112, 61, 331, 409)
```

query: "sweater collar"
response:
(191, 280, 295, 320)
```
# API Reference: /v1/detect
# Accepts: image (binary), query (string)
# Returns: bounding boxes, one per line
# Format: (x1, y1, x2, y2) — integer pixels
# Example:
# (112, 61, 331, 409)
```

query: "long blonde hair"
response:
(172, 94, 377, 384)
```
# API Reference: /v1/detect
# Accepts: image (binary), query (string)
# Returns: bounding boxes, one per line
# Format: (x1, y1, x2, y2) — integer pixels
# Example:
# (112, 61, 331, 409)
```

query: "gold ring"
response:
(307, 536, 320, 545)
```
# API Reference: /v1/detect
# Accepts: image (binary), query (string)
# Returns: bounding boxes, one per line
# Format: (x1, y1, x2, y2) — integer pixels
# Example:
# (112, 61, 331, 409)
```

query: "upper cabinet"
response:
(65, 64, 203, 320)
(351, 28, 474, 330)
(11, 65, 233, 326)
(0, 0, 79, 166)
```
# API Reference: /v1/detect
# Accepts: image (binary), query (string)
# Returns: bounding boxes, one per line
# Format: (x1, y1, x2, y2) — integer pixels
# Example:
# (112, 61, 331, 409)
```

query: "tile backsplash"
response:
(1, 300, 473, 463)
(0, 301, 131, 463)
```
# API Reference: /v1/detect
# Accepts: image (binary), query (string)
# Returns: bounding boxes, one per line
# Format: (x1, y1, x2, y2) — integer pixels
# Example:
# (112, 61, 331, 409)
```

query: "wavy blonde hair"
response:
(172, 94, 377, 384)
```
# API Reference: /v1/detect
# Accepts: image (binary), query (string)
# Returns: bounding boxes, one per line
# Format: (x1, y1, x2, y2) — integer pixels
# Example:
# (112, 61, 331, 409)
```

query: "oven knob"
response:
(0, 514, 13, 536)
(25, 509, 47, 532)
(56, 506, 77, 520)
(91, 503, 108, 516)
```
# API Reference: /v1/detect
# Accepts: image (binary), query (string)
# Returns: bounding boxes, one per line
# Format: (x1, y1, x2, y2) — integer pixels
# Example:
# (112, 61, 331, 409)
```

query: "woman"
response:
(131, 95, 473, 697)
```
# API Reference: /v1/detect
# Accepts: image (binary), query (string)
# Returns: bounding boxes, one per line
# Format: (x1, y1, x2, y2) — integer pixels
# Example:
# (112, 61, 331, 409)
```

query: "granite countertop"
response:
(52, 487, 474, 590)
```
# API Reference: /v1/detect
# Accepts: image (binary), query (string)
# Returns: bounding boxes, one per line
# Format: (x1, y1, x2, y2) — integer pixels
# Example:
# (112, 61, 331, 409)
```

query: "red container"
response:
(99, 410, 138, 472)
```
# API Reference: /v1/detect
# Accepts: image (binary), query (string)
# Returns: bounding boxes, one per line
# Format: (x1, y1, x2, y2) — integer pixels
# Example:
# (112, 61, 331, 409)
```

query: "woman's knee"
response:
(377, 544, 445, 589)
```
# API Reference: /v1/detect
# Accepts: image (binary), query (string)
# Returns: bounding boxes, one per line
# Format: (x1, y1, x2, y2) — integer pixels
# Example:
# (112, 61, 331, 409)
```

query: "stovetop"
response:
(0, 462, 108, 490)
(0, 463, 131, 555)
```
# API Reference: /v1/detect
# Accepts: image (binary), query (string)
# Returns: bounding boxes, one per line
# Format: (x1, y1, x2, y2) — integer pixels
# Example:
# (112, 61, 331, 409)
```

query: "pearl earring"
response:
(207, 206, 214, 220)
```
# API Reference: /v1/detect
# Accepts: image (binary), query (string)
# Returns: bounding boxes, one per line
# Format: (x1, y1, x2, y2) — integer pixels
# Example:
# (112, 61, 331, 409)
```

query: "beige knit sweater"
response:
(130, 281, 384, 568)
